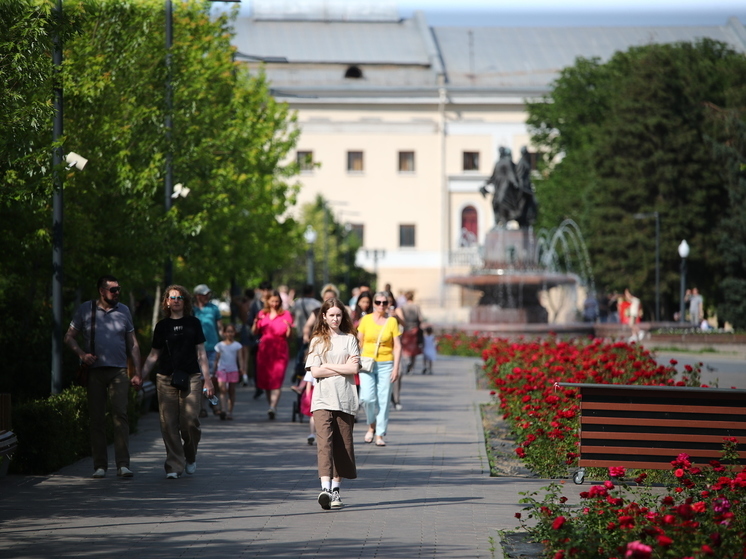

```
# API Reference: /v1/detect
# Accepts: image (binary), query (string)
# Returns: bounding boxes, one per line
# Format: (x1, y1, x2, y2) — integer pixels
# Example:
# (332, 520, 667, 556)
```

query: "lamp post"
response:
(304, 226, 317, 286)
(51, 0, 64, 394)
(678, 240, 690, 323)
(633, 212, 660, 322)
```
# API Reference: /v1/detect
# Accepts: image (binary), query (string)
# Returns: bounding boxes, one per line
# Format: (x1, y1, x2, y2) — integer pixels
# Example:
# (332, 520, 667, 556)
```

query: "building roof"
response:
(231, 13, 746, 96)
(434, 18, 746, 89)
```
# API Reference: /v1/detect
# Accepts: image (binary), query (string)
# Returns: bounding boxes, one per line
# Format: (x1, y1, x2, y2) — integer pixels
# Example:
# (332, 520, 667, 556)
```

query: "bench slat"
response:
(581, 416, 746, 430)
(580, 445, 746, 459)
(580, 431, 743, 444)
(581, 401, 746, 415)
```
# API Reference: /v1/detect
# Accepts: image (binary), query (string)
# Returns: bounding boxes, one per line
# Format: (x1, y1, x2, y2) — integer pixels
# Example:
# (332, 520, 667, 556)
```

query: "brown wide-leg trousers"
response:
(313, 409, 357, 480)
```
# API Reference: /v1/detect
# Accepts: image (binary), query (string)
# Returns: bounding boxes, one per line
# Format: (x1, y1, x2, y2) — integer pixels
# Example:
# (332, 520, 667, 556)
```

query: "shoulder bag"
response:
(166, 339, 191, 391)
(75, 300, 96, 387)
(360, 317, 391, 373)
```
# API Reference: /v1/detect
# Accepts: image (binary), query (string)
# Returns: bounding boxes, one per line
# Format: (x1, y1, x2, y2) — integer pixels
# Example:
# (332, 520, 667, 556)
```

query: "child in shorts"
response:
(214, 324, 243, 419)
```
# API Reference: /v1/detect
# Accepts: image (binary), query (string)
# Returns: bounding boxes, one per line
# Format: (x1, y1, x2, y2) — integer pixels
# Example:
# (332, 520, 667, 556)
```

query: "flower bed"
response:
(482, 337, 701, 478)
(437, 331, 495, 357)
(517, 442, 746, 558)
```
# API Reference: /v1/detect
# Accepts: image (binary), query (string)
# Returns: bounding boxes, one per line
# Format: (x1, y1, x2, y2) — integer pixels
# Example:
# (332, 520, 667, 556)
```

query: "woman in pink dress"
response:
(252, 290, 294, 419)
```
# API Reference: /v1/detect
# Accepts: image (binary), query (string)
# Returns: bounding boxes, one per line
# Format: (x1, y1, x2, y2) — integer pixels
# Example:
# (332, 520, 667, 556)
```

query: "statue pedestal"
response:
(482, 228, 536, 269)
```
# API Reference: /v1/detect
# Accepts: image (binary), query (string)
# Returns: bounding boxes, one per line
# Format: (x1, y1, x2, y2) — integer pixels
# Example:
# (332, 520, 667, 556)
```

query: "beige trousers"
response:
(156, 373, 202, 474)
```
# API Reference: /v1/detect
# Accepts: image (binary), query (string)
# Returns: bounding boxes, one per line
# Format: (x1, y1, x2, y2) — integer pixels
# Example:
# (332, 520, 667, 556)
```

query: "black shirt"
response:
(152, 316, 206, 376)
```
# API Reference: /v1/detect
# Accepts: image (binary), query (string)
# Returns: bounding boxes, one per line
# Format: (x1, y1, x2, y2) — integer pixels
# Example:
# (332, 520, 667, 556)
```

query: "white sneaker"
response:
(92, 468, 106, 479)
(117, 466, 133, 477)
(318, 489, 332, 510)
(242, 374, 249, 386)
(330, 490, 344, 509)
(166, 472, 180, 479)
(185, 462, 197, 475)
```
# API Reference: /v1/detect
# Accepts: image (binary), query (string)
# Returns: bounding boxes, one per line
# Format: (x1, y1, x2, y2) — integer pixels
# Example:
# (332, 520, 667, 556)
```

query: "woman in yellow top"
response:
(357, 291, 401, 446)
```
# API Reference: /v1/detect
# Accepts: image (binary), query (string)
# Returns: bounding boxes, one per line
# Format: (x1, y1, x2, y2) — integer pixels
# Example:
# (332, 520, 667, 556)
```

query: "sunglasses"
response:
(107, 286, 121, 294)
(373, 300, 389, 306)
(169, 296, 184, 301)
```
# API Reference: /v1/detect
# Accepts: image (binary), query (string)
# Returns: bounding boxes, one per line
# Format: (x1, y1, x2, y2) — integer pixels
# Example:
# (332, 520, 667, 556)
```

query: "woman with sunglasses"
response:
(356, 291, 401, 446)
(142, 286, 215, 479)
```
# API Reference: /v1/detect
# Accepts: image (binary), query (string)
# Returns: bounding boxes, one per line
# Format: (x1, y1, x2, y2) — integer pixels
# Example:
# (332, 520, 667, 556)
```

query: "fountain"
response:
(446, 147, 593, 325)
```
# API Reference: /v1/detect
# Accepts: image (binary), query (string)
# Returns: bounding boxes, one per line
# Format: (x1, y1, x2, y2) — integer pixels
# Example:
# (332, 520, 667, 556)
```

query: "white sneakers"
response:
(117, 466, 133, 477)
(92, 468, 106, 478)
(166, 472, 180, 479)
(185, 462, 197, 475)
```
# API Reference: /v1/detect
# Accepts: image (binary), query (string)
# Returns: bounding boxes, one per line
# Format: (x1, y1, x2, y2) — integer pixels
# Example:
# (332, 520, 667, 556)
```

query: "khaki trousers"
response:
(88, 367, 130, 471)
(313, 409, 357, 480)
(156, 373, 202, 474)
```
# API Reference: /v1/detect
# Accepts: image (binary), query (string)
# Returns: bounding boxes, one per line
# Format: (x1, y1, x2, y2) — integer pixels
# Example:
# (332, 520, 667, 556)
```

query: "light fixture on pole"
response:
(304, 225, 317, 286)
(633, 212, 660, 322)
(678, 240, 690, 323)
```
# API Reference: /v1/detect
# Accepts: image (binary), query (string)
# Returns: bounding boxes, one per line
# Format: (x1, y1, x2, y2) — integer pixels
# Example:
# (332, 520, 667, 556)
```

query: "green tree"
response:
(273, 195, 374, 301)
(0, 0, 302, 398)
(709, 106, 746, 328)
(528, 39, 746, 320)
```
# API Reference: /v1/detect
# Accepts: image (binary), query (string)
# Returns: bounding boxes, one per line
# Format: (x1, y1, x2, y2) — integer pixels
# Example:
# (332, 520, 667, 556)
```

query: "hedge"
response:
(9, 385, 142, 475)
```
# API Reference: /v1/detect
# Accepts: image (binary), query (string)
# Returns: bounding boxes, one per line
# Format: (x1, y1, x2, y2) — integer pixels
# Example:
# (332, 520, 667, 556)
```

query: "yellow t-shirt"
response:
(358, 314, 401, 362)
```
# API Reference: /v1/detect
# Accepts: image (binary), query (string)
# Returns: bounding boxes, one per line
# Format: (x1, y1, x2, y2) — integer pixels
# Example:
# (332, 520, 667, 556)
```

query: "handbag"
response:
(75, 300, 96, 387)
(166, 340, 191, 391)
(170, 370, 191, 391)
(359, 318, 391, 373)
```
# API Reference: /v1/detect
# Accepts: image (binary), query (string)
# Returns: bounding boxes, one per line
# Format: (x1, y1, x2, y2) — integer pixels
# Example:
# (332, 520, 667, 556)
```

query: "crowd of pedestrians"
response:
(66, 276, 436, 510)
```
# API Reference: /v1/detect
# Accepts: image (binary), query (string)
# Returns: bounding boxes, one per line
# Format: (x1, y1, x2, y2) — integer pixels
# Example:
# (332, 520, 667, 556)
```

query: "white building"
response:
(232, 3, 746, 320)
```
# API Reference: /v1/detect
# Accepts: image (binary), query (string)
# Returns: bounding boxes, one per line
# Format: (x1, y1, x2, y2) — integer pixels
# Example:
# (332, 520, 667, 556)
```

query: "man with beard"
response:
(65, 275, 143, 478)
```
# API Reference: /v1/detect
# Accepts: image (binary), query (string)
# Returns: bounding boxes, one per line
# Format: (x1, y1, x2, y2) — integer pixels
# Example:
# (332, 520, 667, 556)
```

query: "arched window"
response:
(344, 66, 363, 79)
(459, 206, 478, 247)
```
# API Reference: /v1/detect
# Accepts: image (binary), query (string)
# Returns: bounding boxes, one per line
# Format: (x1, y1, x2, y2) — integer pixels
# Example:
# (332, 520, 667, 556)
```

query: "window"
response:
(463, 151, 479, 171)
(459, 206, 478, 247)
(344, 66, 363, 79)
(398, 151, 415, 173)
(296, 150, 313, 171)
(399, 224, 415, 248)
(349, 223, 364, 246)
(347, 151, 364, 172)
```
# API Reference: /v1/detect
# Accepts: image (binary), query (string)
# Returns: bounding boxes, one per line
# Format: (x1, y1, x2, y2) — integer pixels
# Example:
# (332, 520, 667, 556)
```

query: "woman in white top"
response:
(305, 298, 360, 510)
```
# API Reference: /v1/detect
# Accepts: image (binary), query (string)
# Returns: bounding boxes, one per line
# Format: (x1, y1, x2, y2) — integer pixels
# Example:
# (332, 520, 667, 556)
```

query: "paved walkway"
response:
(0, 356, 552, 559)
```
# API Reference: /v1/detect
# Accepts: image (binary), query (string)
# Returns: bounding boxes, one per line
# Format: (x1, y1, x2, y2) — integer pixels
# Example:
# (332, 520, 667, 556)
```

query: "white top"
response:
(305, 333, 360, 415)
(302, 370, 317, 386)
(215, 340, 242, 372)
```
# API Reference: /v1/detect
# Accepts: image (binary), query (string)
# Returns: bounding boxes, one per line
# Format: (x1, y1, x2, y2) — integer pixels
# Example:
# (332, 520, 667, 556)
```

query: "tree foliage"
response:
(527, 39, 746, 321)
(273, 195, 375, 302)
(0, 0, 302, 398)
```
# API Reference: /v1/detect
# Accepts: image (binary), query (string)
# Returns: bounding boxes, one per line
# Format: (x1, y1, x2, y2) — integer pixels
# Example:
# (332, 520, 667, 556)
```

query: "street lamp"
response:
(633, 212, 660, 322)
(304, 225, 317, 286)
(678, 240, 690, 324)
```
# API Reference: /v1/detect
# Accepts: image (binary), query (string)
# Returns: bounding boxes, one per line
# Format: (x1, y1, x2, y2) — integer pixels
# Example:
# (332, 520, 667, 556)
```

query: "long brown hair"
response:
(262, 290, 282, 313)
(309, 298, 357, 360)
(161, 285, 193, 317)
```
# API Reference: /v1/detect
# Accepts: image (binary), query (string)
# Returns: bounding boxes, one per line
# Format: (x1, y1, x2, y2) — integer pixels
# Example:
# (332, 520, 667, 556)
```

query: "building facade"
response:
(233, 4, 746, 320)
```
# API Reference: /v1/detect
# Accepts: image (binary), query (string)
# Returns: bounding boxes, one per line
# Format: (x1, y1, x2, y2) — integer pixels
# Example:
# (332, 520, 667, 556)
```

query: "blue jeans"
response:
(359, 360, 394, 436)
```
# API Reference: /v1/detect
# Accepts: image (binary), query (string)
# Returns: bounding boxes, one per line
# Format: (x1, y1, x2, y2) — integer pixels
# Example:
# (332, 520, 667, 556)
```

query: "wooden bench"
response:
(0, 393, 17, 476)
(559, 383, 746, 483)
